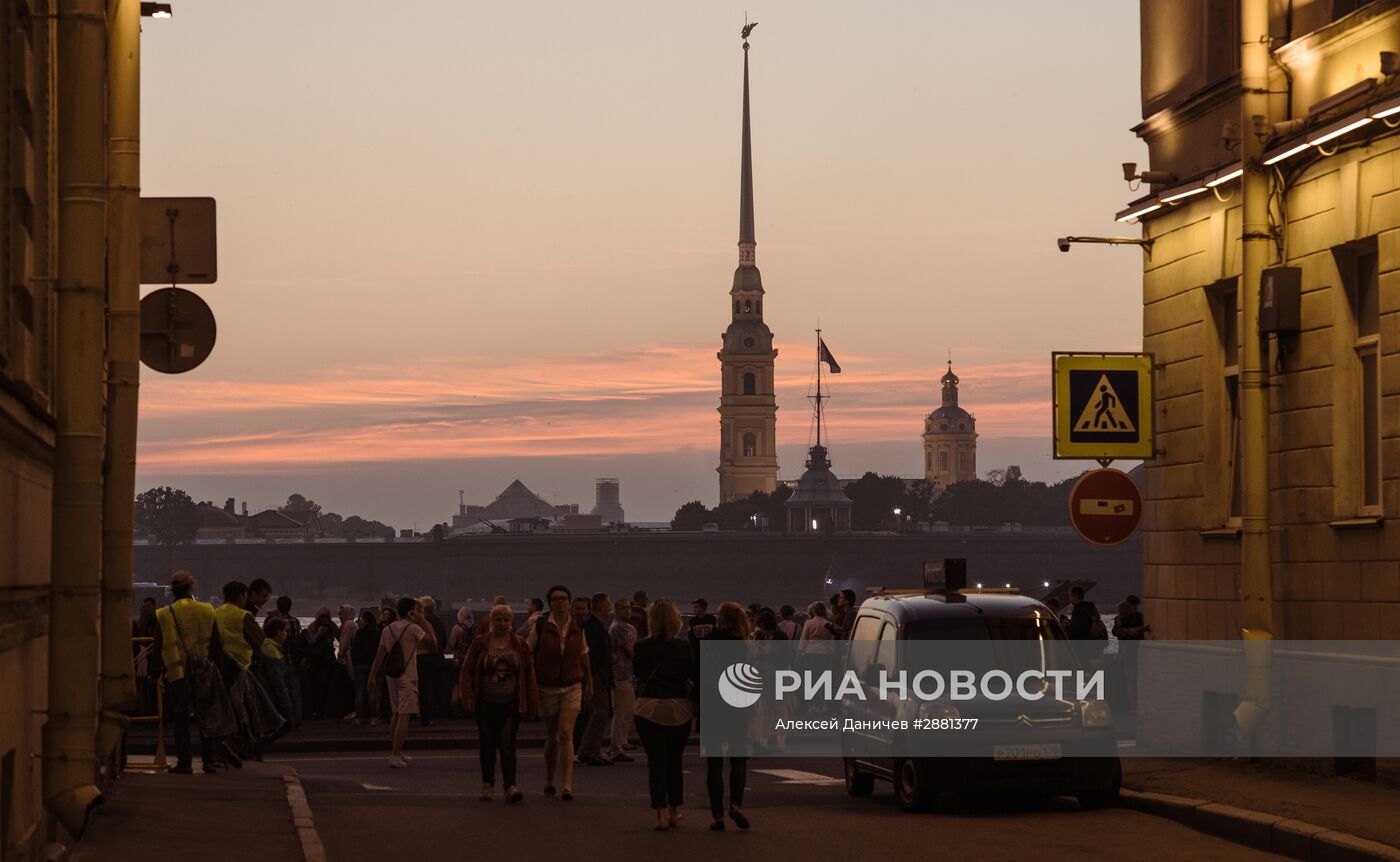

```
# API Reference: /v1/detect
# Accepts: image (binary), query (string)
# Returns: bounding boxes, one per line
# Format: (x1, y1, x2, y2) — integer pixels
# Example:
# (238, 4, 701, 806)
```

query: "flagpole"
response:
(814, 329, 823, 448)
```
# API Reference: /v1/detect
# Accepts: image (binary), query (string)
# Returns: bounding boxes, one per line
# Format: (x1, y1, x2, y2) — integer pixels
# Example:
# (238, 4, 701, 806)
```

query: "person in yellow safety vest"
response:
(215, 580, 266, 680)
(215, 580, 271, 763)
(153, 570, 222, 774)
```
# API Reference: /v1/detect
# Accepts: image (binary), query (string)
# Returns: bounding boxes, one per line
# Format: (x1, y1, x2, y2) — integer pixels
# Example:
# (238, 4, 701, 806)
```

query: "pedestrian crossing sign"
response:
(1053, 352, 1155, 460)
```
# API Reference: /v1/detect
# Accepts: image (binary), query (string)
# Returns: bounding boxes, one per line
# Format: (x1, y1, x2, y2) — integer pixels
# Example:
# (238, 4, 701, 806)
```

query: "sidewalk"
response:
(1123, 759, 1400, 861)
(73, 762, 309, 862)
(127, 715, 559, 753)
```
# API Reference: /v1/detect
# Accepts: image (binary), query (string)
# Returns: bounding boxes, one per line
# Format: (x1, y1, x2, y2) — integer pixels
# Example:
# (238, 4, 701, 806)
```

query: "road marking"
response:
(360, 783, 394, 791)
(754, 768, 843, 785)
(283, 770, 327, 862)
(1116, 740, 1137, 749)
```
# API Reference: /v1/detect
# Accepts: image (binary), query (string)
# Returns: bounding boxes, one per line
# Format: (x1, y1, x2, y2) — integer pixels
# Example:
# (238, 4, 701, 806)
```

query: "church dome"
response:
(925, 406, 974, 434)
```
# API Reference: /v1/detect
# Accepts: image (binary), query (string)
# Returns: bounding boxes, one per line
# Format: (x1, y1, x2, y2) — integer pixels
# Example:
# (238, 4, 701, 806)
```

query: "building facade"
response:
(922, 362, 978, 488)
(1128, 0, 1400, 641)
(1, 1, 56, 857)
(717, 38, 779, 503)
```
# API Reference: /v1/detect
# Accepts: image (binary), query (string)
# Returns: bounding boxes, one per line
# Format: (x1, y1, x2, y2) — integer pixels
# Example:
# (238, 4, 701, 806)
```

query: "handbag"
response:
(169, 604, 220, 709)
(381, 622, 410, 679)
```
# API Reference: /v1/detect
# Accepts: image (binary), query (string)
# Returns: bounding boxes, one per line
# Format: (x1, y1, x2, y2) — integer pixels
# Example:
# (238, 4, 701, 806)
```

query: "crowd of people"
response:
(136, 574, 1147, 830)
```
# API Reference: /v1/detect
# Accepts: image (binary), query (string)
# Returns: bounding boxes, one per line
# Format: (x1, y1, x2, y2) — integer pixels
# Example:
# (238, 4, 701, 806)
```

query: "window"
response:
(1333, 241, 1382, 516)
(743, 299, 752, 313)
(1221, 284, 1242, 521)
(958, 449, 968, 471)
(743, 432, 757, 457)
(939, 449, 949, 471)
(1331, 0, 1378, 22)
(756, 300, 762, 315)
(734, 300, 740, 315)
(743, 372, 756, 395)
(1354, 250, 1381, 509)
(1205, 279, 1243, 526)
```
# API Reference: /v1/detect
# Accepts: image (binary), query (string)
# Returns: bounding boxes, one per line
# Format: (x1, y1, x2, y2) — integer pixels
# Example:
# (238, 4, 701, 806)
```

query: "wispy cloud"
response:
(137, 344, 1049, 472)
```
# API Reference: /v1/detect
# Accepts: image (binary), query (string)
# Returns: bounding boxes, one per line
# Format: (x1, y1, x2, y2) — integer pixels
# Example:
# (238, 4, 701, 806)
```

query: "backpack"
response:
(381, 623, 410, 679)
(1090, 615, 1109, 640)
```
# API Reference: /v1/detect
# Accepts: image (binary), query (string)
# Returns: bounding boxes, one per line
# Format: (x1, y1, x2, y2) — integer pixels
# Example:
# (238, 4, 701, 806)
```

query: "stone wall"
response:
(135, 531, 1143, 610)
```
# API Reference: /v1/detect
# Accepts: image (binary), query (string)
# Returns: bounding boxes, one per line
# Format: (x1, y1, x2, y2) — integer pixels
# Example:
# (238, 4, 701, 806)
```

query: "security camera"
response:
(1057, 237, 1071, 253)
(1382, 51, 1399, 77)
(1221, 119, 1241, 150)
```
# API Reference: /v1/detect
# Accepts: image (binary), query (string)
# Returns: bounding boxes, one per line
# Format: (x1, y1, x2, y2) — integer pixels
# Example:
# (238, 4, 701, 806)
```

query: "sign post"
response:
(1053, 352, 1154, 545)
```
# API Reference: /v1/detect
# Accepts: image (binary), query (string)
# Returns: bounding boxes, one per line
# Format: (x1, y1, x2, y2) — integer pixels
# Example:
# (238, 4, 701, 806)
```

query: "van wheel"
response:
(844, 759, 874, 797)
(1076, 761, 1122, 810)
(893, 759, 934, 812)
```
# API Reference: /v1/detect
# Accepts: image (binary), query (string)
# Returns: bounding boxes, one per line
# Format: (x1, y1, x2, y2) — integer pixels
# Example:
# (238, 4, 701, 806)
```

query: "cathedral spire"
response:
(738, 36, 757, 269)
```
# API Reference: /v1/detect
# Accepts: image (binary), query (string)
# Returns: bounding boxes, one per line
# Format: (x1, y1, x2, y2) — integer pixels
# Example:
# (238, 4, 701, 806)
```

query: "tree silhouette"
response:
(280, 493, 321, 515)
(135, 486, 200, 576)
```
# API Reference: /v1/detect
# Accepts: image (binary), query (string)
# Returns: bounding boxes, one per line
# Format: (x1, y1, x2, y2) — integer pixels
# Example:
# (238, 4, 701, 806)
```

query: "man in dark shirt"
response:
(688, 598, 716, 647)
(247, 578, 272, 620)
(576, 593, 615, 765)
(1066, 585, 1102, 640)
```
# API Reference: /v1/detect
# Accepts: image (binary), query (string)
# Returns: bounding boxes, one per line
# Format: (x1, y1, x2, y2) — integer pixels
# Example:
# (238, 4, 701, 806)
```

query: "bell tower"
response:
(717, 33, 778, 502)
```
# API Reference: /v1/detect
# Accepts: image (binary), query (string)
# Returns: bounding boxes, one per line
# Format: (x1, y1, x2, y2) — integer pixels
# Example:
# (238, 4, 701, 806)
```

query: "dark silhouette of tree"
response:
(670, 488, 792, 531)
(929, 473, 1081, 526)
(339, 515, 395, 538)
(844, 473, 912, 529)
(670, 500, 712, 531)
(280, 493, 321, 515)
(135, 486, 200, 575)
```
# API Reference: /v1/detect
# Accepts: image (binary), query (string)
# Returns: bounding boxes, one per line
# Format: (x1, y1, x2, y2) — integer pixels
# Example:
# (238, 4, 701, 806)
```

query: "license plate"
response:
(993, 744, 1062, 761)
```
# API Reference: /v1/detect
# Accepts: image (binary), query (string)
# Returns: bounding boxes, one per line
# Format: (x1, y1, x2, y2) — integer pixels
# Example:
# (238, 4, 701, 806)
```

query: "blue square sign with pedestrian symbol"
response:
(1053, 353, 1154, 460)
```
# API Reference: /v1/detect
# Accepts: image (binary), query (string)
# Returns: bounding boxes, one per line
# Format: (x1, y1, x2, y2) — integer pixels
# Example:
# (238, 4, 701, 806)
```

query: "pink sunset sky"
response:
(136, 2, 1147, 526)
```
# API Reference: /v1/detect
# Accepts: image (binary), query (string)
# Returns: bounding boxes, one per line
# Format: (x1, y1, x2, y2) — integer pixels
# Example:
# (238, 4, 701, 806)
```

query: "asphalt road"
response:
(278, 750, 1290, 861)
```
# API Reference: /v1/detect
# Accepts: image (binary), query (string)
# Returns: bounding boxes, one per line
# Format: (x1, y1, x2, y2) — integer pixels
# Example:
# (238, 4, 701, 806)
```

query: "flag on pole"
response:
(819, 339, 841, 374)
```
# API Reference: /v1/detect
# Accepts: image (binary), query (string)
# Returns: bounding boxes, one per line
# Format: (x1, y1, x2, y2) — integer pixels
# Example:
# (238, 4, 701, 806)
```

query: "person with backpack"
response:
(368, 595, 438, 768)
(460, 603, 538, 803)
(526, 585, 591, 800)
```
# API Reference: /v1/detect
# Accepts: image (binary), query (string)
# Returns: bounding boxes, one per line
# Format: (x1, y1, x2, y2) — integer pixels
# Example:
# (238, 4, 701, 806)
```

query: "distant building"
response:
(922, 362, 978, 488)
(194, 500, 250, 541)
(247, 508, 320, 539)
(591, 478, 625, 524)
(451, 480, 579, 534)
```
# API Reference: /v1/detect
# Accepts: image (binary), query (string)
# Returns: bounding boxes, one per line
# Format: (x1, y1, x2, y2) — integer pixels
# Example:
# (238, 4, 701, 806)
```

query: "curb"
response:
(282, 769, 326, 862)
(1121, 789, 1400, 862)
